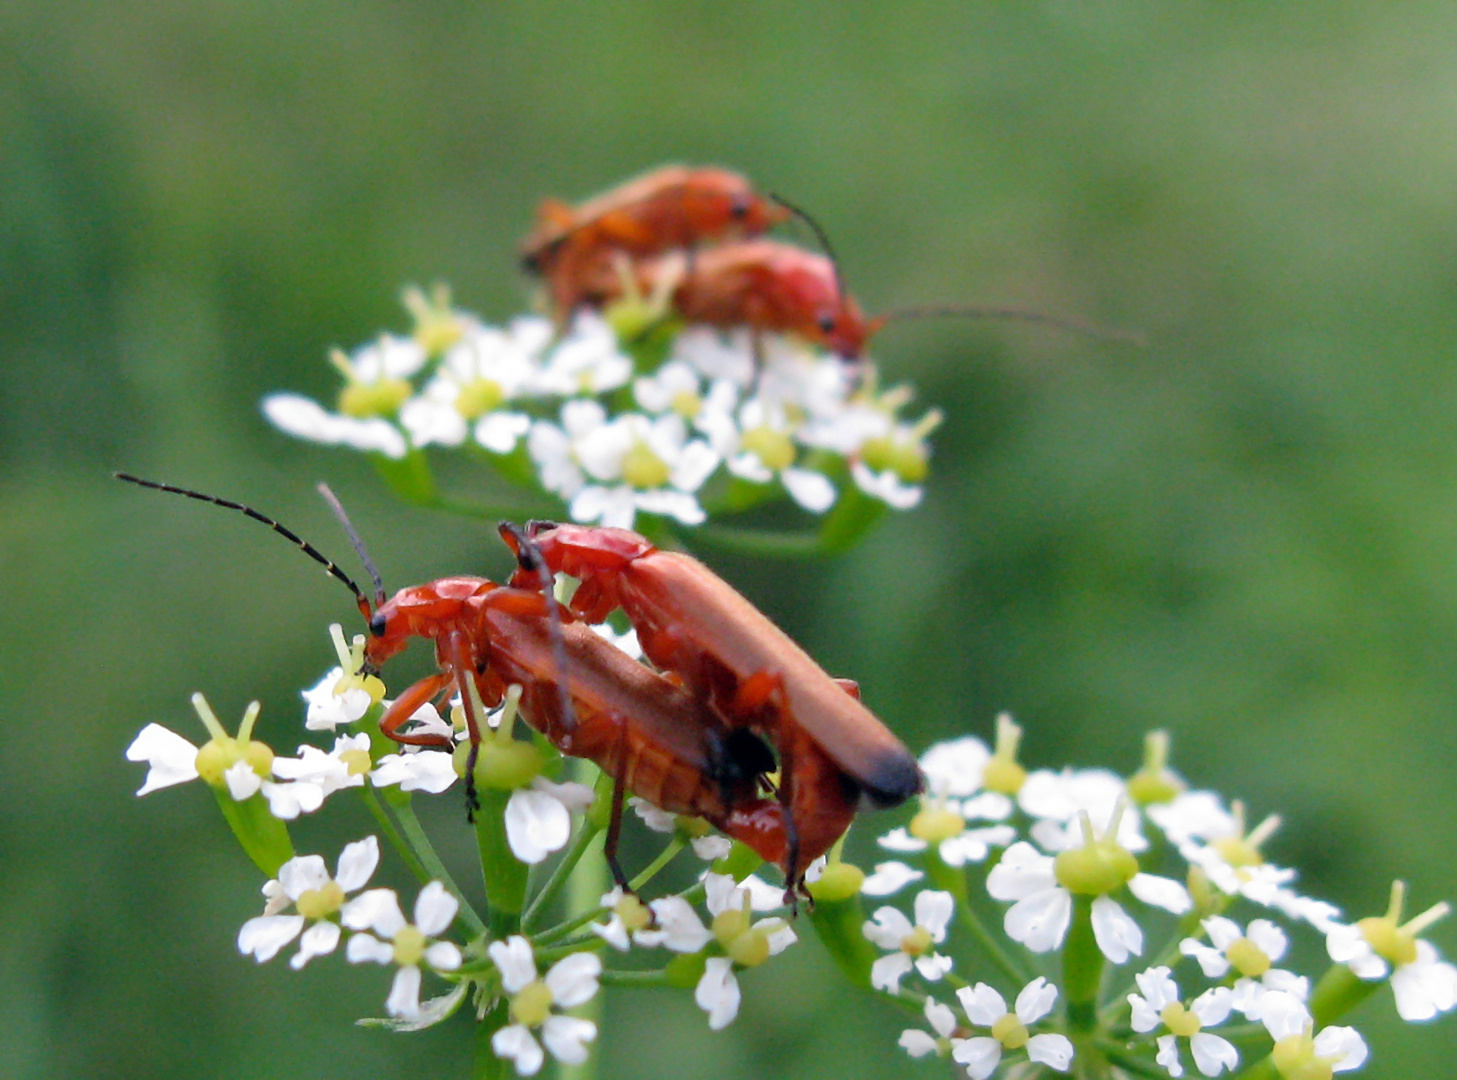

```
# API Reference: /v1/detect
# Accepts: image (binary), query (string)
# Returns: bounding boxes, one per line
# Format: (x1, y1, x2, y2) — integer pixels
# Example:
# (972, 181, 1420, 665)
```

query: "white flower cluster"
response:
(860, 719, 1457, 1078)
(260, 290, 940, 530)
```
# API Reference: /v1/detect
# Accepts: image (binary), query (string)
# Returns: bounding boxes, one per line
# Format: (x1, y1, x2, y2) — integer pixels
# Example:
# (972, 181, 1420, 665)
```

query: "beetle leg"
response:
(442, 629, 486, 816)
(380, 671, 456, 748)
(600, 710, 635, 893)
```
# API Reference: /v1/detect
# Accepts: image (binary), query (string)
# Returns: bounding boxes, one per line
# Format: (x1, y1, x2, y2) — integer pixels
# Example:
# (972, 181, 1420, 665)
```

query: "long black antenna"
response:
(769, 192, 846, 305)
(114, 473, 374, 617)
(316, 483, 387, 610)
(877, 303, 1147, 346)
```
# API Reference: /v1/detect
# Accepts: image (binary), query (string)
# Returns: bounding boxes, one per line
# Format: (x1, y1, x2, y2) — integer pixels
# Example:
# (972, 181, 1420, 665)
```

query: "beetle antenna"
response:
(316, 483, 387, 611)
(769, 192, 846, 305)
(499, 521, 578, 736)
(877, 303, 1146, 346)
(114, 472, 374, 619)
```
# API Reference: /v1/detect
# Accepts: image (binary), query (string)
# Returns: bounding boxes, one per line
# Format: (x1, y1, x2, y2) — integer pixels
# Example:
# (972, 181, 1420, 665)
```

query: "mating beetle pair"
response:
(119, 475, 923, 898)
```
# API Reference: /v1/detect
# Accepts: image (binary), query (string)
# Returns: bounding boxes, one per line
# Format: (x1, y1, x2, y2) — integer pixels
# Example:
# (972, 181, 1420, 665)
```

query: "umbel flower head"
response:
(261, 288, 940, 534)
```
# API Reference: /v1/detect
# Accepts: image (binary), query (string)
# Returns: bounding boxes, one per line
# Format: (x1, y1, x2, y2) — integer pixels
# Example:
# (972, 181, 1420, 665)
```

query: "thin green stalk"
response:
(1063, 895, 1104, 1032)
(599, 969, 674, 988)
(473, 995, 512, 1080)
(476, 787, 529, 938)
(629, 838, 686, 890)
(923, 851, 1030, 987)
(521, 822, 603, 934)
(360, 785, 430, 884)
(384, 790, 488, 937)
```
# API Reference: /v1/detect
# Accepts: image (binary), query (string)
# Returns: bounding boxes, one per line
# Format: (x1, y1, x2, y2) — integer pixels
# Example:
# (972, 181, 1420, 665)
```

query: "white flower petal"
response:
(540, 1015, 597, 1066)
(126, 723, 201, 794)
(1091, 896, 1143, 964)
(238, 915, 305, 962)
(1129, 873, 1192, 914)
(986, 842, 1057, 901)
(1156, 1033, 1185, 1077)
(412, 881, 459, 937)
(899, 1029, 940, 1058)
(224, 760, 264, 802)
(913, 890, 955, 940)
(956, 983, 1009, 1026)
(544, 953, 602, 1008)
(870, 952, 914, 993)
(1190, 1032, 1239, 1077)
(781, 467, 836, 513)
(346, 932, 395, 965)
(1015, 976, 1059, 1024)
(951, 1036, 1003, 1080)
(371, 750, 459, 794)
(290, 921, 341, 969)
(493, 1024, 545, 1077)
(695, 957, 741, 1030)
(505, 788, 573, 864)
(1028, 1032, 1075, 1072)
(342, 888, 406, 937)
(488, 936, 539, 993)
(1003, 887, 1072, 953)
(861, 861, 924, 896)
(335, 836, 381, 892)
(1311, 1026, 1367, 1071)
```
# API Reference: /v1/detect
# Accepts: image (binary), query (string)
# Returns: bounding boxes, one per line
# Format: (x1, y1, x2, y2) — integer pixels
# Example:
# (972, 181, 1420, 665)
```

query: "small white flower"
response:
(688, 874, 798, 1029)
(1325, 882, 1457, 1021)
(1258, 991, 1368, 1074)
(1020, 768, 1147, 852)
(344, 882, 463, 1019)
(371, 749, 459, 794)
(488, 936, 601, 1076)
(861, 861, 926, 897)
(879, 822, 1018, 868)
(898, 996, 959, 1059)
(986, 841, 1072, 953)
(264, 733, 373, 817)
(863, 890, 955, 992)
(530, 311, 632, 396)
(238, 837, 380, 969)
(952, 977, 1074, 1078)
(399, 318, 545, 450)
(1180, 916, 1308, 1020)
(1128, 967, 1239, 1078)
(301, 666, 374, 731)
(695, 956, 741, 1031)
(261, 393, 408, 458)
(850, 460, 922, 509)
(126, 723, 200, 794)
(919, 736, 992, 799)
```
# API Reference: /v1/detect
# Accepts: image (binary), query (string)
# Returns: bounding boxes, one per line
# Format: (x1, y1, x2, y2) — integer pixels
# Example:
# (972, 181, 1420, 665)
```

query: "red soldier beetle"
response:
(114, 474, 847, 888)
(500, 520, 925, 888)
(586, 238, 1142, 361)
(520, 165, 791, 315)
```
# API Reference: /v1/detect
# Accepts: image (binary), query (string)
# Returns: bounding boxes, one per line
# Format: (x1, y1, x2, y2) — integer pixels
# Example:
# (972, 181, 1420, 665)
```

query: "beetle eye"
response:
(817, 311, 837, 335)
(369, 612, 388, 637)
(730, 194, 751, 219)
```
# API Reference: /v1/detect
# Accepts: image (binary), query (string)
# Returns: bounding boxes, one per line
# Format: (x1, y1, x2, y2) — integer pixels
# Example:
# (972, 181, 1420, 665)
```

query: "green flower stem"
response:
(629, 837, 686, 890)
(533, 841, 693, 947)
(1308, 963, 1378, 1027)
(1063, 894, 1104, 1032)
(521, 822, 603, 934)
(923, 851, 1030, 987)
(808, 894, 880, 988)
(359, 785, 430, 884)
(473, 995, 512, 1080)
(599, 969, 674, 988)
(214, 790, 294, 878)
(384, 788, 487, 937)
(475, 788, 529, 938)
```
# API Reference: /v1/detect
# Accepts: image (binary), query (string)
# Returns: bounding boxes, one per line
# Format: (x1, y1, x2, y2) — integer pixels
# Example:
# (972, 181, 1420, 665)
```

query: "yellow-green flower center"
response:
(1227, 936, 1272, 977)
(338, 378, 412, 418)
(1212, 835, 1264, 869)
(982, 757, 1027, 795)
(741, 426, 796, 471)
(455, 377, 506, 420)
(910, 806, 964, 845)
(460, 737, 544, 790)
(392, 925, 427, 967)
(296, 881, 346, 920)
(194, 736, 275, 787)
(860, 435, 929, 483)
(1358, 916, 1419, 968)
(1161, 1001, 1202, 1038)
(1055, 836, 1139, 896)
(671, 389, 703, 420)
(806, 862, 865, 903)
(991, 1012, 1029, 1049)
(900, 926, 933, 956)
(1271, 1033, 1333, 1080)
(615, 893, 653, 935)
(622, 441, 671, 489)
(727, 928, 771, 968)
(510, 979, 554, 1027)
(339, 748, 373, 776)
(712, 908, 752, 948)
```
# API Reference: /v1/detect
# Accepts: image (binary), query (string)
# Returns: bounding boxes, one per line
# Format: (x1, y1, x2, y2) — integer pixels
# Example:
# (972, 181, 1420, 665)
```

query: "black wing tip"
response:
(859, 753, 924, 810)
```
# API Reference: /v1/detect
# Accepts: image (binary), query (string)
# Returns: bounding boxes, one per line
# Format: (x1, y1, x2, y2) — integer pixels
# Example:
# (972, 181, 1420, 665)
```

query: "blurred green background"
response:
(5, 3, 1456, 1077)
